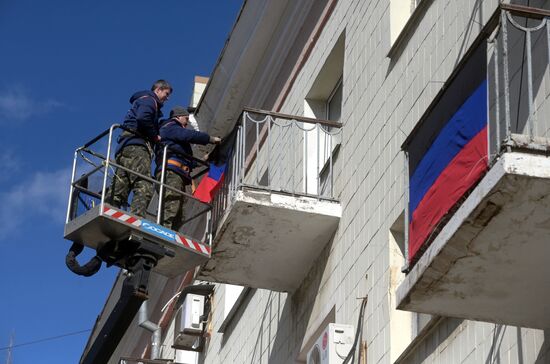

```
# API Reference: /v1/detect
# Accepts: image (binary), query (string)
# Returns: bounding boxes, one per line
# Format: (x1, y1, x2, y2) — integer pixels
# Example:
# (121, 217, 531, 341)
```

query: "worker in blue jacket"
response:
(107, 80, 172, 217)
(156, 106, 221, 231)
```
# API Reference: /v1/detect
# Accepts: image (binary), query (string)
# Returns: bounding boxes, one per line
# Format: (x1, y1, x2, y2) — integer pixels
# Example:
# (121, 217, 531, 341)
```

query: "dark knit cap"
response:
(170, 106, 189, 118)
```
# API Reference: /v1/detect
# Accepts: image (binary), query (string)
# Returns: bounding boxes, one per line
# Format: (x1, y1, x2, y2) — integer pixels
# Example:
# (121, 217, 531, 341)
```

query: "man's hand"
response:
(210, 136, 222, 144)
(154, 135, 161, 143)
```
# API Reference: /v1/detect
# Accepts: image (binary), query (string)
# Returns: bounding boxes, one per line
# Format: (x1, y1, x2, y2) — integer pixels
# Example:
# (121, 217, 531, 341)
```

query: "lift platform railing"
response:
(66, 124, 213, 242)
(210, 107, 343, 236)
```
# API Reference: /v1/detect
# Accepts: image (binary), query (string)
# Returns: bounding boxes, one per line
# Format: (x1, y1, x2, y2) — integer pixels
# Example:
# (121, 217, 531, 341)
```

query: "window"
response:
(304, 31, 344, 196)
(327, 78, 342, 122)
(326, 77, 342, 146)
(218, 284, 251, 333)
(390, 0, 423, 45)
(318, 78, 342, 196)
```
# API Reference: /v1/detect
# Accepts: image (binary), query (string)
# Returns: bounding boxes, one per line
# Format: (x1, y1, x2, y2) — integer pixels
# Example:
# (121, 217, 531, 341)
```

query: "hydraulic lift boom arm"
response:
(81, 236, 173, 364)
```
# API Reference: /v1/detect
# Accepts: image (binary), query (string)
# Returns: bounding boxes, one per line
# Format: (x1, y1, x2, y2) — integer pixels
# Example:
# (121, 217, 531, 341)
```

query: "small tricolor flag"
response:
(194, 127, 238, 203)
(194, 163, 226, 203)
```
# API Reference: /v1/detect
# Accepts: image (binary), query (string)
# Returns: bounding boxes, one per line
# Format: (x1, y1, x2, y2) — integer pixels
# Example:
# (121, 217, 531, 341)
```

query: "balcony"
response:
(196, 108, 342, 292)
(396, 4, 550, 328)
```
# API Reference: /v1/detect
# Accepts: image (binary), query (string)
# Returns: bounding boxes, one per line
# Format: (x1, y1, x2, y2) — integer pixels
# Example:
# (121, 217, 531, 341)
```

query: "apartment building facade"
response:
(82, 0, 550, 362)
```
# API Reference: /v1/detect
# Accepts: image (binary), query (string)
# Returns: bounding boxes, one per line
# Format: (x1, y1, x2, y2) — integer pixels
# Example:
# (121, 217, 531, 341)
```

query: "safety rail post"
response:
(157, 145, 168, 225)
(66, 150, 79, 223)
(100, 125, 116, 209)
(207, 210, 213, 247)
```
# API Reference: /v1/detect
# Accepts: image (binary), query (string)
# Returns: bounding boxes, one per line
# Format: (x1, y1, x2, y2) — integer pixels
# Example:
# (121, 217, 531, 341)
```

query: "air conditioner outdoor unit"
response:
(173, 293, 205, 350)
(306, 323, 354, 364)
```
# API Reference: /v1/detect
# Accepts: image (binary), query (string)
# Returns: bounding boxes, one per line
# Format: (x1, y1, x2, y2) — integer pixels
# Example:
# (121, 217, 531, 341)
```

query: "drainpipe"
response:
(138, 300, 161, 359)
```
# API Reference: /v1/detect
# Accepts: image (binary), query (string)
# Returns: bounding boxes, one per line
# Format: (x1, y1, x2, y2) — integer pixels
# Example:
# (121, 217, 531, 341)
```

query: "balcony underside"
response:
(197, 187, 341, 292)
(397, 152, 550, 329)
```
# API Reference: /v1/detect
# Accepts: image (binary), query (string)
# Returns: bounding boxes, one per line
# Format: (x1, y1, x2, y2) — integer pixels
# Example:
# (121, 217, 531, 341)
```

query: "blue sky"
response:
(0, 1, 242, 362)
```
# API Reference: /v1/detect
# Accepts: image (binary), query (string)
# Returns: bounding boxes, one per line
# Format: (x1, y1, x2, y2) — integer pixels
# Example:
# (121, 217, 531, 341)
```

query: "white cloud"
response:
(0, 168, 70, 239)
(0, 87, 65, 122)
(0, 150, 20, 178)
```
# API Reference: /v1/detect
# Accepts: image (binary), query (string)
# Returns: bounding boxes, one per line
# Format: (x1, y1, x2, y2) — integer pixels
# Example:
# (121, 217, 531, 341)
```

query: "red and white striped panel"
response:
(103, 205, 210, 255)
(175, 234, 211, 256)
(103, 206, 142, 227)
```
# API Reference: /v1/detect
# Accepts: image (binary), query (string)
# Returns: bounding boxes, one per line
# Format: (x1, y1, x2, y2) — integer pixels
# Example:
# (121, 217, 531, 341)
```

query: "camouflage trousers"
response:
(158, 170, 189, 231)
(106, 145, 153, 218)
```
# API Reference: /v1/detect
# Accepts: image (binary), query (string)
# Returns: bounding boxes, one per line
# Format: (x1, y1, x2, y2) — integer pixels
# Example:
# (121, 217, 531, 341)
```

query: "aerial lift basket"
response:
(64, 124, 213, 277)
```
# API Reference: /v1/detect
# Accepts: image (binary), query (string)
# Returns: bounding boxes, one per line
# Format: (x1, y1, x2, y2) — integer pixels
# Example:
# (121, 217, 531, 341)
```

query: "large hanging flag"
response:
(194, 127, 239, 203)
(405, 44, 488, 263)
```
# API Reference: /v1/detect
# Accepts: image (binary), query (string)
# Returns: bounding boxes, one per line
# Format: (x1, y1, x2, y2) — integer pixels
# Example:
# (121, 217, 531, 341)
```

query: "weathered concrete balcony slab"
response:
(397, 152, 550, 328)
(197, 187, 341, 292)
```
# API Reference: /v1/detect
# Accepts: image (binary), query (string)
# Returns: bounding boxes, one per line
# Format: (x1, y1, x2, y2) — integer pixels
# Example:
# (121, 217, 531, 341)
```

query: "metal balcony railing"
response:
(488, 4, 550, 160)
(66, 124, 213, 243)
(211, 107, 343, 237)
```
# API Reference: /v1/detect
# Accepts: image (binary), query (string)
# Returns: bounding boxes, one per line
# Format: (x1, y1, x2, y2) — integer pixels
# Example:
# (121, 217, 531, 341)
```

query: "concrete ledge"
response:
(397, 152, 550, 328)
(197, 187, 341, 292)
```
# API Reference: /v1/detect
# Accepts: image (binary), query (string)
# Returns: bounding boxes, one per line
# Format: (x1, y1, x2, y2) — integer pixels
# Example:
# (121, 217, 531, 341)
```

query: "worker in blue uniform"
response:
(107, 80, 172, 217)
(157, 106, 221, 231)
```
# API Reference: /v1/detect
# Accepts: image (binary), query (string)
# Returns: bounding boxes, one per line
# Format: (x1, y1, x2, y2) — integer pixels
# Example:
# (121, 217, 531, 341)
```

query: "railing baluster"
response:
(231, 131, 236, 197)
(256, 117, 260, 185)
(525, 29, 536, 139)
(240, 125, 244, 186)
(243, 113, 247, 184)
(292, 122, 296, 194)
(317, 124, 321, 196)
(547, 19, 550, 132)
(236, 125, 241, 188)
(267, 116, 272, 188)
(329, 130, 334, 198)
(547, 19, 550, 140)
(502, 11, 512, 141)
(494, 36, 501, 156)
(304, 123, 308, 194)
(280, 121, 283, 191)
